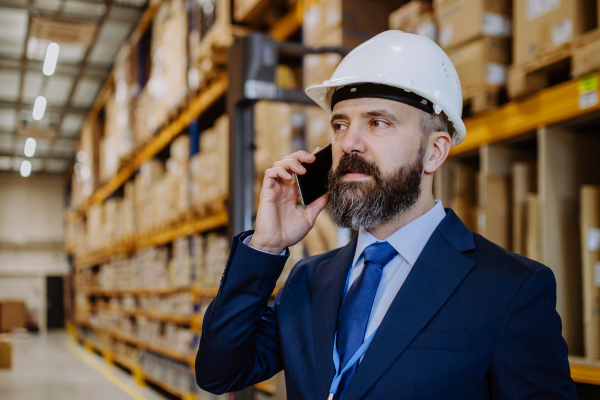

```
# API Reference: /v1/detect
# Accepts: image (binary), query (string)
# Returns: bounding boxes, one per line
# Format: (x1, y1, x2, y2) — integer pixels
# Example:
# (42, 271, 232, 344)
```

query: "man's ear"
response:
(423, 131, 452, 174)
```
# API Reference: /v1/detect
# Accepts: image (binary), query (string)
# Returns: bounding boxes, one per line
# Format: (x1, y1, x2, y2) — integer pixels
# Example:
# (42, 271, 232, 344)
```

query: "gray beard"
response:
(326, 152, 424, 231)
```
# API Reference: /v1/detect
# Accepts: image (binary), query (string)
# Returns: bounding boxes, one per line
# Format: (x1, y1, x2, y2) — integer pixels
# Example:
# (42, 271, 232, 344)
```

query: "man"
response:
(196, 31, 577, 399)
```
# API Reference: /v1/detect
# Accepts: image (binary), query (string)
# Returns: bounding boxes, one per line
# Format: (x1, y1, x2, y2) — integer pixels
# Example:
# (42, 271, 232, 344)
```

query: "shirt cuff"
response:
(243, 234, 288, 256)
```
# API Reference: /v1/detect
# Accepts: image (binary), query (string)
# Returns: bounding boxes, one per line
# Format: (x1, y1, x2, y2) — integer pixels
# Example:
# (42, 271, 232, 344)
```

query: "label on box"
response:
(595, 262, 600, 287)
(439, 25, 453, 47)
(580, 90, 599, 109)
(486, 63, 508, 85)
(416, 20, 437, 41)
(327, 10, 341, 27)
(552, 19, 572, 46)
(579, 73, 599, 109)
(304, 7, 321, 30)
(578, 73, 599, 93)
(527, 0, 560, 20)
(589, 228, 600, 251)
(482, 13, 512, 37)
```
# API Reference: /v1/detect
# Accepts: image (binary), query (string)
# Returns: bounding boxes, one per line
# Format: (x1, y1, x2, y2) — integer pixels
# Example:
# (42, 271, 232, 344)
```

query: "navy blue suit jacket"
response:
(196, 209, 577, 399)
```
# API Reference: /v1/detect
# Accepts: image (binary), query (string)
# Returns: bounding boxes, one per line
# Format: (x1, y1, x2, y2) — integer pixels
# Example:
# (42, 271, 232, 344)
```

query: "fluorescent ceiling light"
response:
(32, 96, 47, 120)
(20, 160, 32, 177)
(43, 42, 60, 76)
(24, 138, 36, 157)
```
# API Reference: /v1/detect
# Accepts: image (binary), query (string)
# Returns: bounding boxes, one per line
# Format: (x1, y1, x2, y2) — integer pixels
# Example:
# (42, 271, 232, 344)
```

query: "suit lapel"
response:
(312, 234, 358, 395)
(344, 211, 476, 400)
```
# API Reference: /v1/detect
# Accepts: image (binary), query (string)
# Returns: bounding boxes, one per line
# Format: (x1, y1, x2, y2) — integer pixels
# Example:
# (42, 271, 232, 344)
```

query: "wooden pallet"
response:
(508, 28, 600, 99)
(462, 83, 506, 115)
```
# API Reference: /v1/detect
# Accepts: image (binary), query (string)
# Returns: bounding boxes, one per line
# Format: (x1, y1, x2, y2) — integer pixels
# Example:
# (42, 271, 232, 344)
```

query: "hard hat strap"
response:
(331, 83, 434, 114)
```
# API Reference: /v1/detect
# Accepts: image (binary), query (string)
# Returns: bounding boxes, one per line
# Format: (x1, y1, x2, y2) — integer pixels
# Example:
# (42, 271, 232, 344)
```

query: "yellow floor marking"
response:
(65, 340, 149, 400)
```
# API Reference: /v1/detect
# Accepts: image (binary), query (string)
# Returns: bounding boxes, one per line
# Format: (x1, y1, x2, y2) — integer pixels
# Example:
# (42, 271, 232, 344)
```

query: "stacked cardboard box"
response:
(166, 135, 191, 221)
(134, 0, 188, 145)
(71, 123, 95, 208)
(135, 160, 165, 232)
(113, 341, 140, 364)
(478, 174, 510, 249)
(191, 234, 205, 283)
(169, 237, 192, 288)
(104, 198, 123, 244)
(0, 302, 25, 333)
(513, 0, 595, 66)
(136, 247, 170, 289)
(200, 234, 229, 286)
(580, 185, 600, 359)
(511, 162, 536, 255)
(86, 204, 104, 251)
(138, 292, 193, 316)
(254, 101, 293, 177)
(141, 352, 195, 394)
(389, 1, 437, 41)
(188, 0, 232, 90)
(434, 0, 512, 92)
(0, 335, 12, 369)
(302, 0, 404, 89)
(304, 106, 332, 153)
(190, 115, 229, 213)
(97, 257, 137, 290)
(448, 164, 478, 232)
(121, 182, 137, 239)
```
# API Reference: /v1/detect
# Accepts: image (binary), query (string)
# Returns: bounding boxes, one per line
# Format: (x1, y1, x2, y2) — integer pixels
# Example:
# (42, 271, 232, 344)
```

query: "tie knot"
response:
(362, 242, 397, 268)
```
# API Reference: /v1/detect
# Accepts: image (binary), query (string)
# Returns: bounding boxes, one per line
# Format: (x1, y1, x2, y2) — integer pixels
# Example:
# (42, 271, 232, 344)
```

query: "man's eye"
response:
(373, 120, 388, 128)
(333, 124, 347, 131)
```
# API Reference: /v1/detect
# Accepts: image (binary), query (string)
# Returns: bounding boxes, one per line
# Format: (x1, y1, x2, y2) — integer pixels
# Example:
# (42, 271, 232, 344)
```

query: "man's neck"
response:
(366, 192, 436, 241)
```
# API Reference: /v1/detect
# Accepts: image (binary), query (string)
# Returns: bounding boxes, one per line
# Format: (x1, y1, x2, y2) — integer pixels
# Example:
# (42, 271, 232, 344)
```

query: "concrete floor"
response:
(0, 331, 170, 400)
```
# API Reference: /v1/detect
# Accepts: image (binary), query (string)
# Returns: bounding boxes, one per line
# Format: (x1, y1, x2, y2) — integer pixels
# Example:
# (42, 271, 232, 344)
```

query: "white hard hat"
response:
(305, 30, 466, 147)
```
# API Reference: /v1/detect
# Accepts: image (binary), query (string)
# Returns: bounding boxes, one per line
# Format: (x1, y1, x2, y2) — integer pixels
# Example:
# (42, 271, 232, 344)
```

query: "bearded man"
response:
(196, 31, 576, 400)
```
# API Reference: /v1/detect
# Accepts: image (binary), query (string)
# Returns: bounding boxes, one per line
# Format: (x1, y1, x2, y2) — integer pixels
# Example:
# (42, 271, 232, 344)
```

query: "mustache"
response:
(330, 153, 381, 182)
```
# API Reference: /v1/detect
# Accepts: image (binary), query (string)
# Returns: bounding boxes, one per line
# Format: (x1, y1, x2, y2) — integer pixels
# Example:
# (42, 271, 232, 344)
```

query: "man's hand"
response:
(249, 150, 329, 254)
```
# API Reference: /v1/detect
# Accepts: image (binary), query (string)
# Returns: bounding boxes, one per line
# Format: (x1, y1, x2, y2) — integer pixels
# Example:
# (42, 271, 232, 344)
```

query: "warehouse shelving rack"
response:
(64, 0, 600, 397)
(67, 2, 301, 398)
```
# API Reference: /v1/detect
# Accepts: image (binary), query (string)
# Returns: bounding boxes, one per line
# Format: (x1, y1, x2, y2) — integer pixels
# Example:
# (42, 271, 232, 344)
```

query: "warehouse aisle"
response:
(0, 331, 170, 400)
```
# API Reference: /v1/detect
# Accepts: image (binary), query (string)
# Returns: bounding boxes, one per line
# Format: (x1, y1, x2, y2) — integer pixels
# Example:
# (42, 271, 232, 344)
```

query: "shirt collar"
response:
(351, 200, 446, 268)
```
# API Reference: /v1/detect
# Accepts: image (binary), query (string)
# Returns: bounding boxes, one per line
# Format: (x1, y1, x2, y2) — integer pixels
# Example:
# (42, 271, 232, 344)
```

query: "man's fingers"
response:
(273, 159, 306, 175)
(264, 167, 292, 183)
(304, 194, 328, 226)
(283, 150, 316, 164)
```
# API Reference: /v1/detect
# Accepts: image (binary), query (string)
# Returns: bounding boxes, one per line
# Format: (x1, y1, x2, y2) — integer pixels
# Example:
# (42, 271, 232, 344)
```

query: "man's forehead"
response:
(331, 97, 418, 120)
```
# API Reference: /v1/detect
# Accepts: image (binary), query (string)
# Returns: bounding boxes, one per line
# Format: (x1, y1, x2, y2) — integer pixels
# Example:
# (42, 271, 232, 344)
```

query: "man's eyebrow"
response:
(363, 109, 400, 124)
(330, 113, 348, 125)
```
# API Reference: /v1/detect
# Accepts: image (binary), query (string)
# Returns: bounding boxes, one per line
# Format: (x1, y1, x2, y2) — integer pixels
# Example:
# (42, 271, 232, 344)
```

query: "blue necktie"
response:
(335, 241, 398, 399)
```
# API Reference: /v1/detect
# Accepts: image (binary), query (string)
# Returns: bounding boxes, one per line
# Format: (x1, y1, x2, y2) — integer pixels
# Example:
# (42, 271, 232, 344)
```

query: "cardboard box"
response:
(434, 0, 511, 50)
(303, 53, 343, 89)
(513, 0, 596, 65)
(233, 0, 286, 27)
(525, 192, 541, 262)
(389, 1, 437, 41)
(580, 185, 600, 358)
(478, 174, 509, 249)
(511, 162, 535, 255)
(448, 36, 510, 89)
(305, 106, 332, 153)
(0, 301, 26, 333)
(0, 335, 11, 369)
(303, 0, 405, 47)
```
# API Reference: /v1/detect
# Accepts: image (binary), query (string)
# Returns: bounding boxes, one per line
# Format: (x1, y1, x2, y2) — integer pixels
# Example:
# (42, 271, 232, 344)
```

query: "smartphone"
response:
(295, 143, 333, 206)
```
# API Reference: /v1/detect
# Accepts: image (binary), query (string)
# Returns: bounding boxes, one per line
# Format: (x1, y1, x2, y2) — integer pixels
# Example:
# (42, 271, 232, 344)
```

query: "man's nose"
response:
(341, 125, 367, 155)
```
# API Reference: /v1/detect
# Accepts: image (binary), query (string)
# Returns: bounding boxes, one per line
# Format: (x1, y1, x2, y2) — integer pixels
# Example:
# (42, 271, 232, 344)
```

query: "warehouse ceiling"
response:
(0, 0, 147, 175)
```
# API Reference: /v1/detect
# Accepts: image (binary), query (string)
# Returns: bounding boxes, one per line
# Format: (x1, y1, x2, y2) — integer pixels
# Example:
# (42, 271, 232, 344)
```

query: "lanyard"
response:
(328, 329, 378, 399)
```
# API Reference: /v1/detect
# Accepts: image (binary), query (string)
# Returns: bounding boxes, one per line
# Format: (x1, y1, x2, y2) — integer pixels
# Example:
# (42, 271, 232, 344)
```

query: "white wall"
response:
(0, 173, 68, 332)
